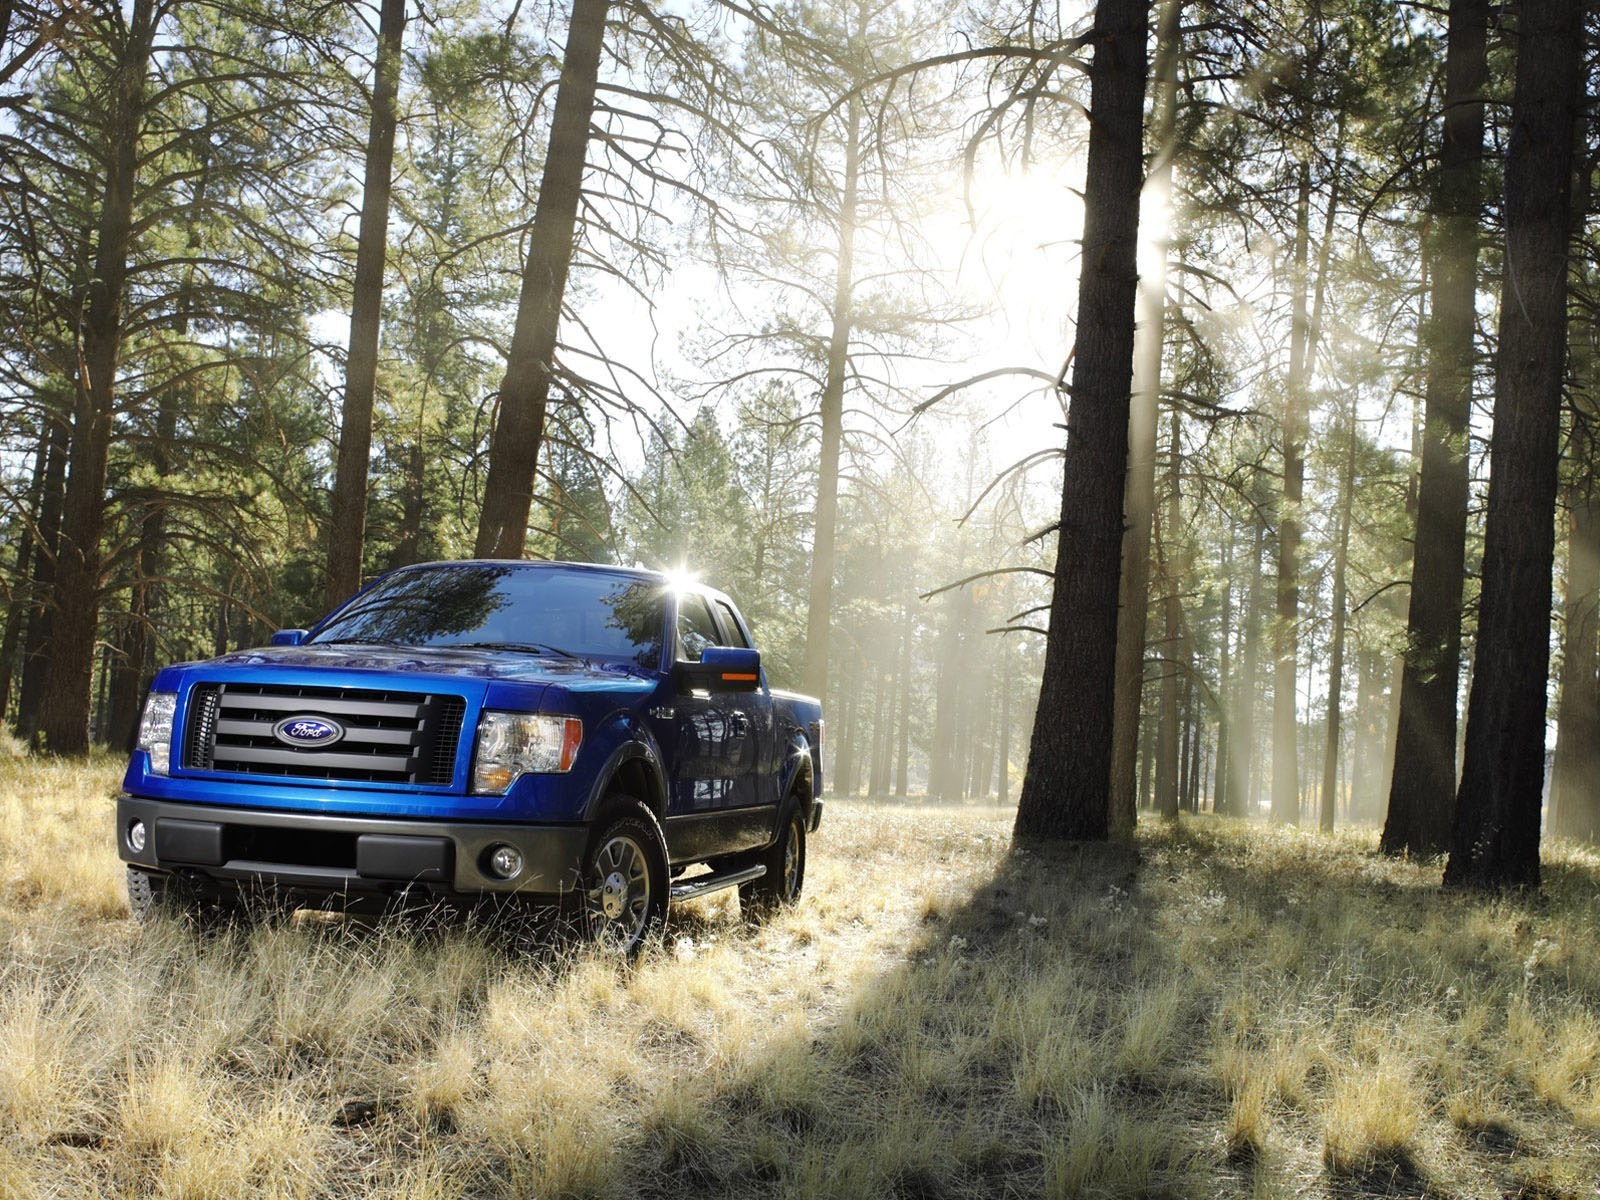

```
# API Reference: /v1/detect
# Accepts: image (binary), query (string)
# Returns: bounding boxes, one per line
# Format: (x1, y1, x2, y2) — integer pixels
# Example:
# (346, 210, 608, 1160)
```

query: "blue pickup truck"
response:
(117, 560, 824, 952)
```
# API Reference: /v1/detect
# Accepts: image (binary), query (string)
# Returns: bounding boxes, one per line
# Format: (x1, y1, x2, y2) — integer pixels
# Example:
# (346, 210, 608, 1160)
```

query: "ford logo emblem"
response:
(272, 716, 345, 749)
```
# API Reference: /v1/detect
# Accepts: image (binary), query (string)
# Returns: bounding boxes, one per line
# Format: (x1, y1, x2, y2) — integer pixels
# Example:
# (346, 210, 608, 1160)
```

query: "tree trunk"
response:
(1185, 698, 1202, 813)
(997, 646, 1012, 805)
(1351, 647, 1382, 819)
(1271, 164, 1312, 824)
(107, 130, 214, 750)
(0, 422, 48, 724)
(1446, 0, 1585, 889)
(799, 89, 862, 705)
(1383, 0, 1489, 856)
(1109, 0, 1181, 839)
(1180, 659, 1198, 813)
(1320, 406, 1357, 833)
(1270, 122, 1343, 824)
(1549, 480, 1600, 840)
(326, 0, 407, 609)
(1014, 0, 1150, 842)
(104, 375, 182, 750)
(389, 437, 426, 570)
(1139, 703, 1156, 810)
(895, 603, 912, 797)
(930, 593, 965, 800)
(1228, 506, 1266, 817)
(1156, 412, 1182, 822)
(475, 0, 609, 559)
(16, 408, 66, 742)
(39, 0, 156, 753)
(836, 652, 860, 795)
(868, 663, 891, 797)
(1213, 521, 1233, 813)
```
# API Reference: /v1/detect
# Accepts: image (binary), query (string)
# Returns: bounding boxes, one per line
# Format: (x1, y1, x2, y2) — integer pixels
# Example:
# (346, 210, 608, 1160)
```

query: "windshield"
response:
(308, 565, 666, 667)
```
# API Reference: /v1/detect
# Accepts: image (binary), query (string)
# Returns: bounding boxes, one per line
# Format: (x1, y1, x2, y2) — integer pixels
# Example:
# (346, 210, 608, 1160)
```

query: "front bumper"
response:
(117, 794, 588, 904)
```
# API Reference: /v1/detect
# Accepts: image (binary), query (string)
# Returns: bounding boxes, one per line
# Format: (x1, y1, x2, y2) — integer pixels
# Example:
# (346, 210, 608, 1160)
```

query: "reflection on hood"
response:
(203, 643, 632, 683)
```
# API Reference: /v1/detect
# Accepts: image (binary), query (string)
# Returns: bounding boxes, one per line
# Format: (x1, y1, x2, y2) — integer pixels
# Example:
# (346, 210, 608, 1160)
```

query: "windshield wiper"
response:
(451, 641, 583, 661)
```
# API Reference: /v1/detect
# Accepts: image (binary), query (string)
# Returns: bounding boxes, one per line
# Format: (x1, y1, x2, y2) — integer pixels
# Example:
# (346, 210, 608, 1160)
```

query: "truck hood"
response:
(190, 643, 642, 685)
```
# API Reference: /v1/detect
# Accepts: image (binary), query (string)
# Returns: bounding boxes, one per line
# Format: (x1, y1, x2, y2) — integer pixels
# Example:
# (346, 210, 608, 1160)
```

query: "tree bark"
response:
(38, 0, 157, 753)
(1382, 0, 1489, 856)
(475, 0, 609, 559)
(1014, 0, 1150, 842)
(1446, 0, 1585, 889)
(1109, 0, 1181, 839)
(326, 0, 407, 609)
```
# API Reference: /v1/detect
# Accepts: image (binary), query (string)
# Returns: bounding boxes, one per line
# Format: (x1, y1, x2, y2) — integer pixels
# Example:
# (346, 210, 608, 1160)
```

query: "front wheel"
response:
(126, 868, 240, 929)
(580, 800, 668, 956)
(740, 802, 806, 920)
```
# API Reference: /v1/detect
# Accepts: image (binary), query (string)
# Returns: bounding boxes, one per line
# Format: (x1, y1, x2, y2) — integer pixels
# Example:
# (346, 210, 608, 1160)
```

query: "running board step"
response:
(671, 863, 766, 903)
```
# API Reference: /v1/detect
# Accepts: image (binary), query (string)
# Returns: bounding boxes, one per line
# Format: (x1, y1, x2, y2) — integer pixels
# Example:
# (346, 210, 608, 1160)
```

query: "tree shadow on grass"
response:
(591, 836, 1255, 1200)
(592, 816, 1598, 1200)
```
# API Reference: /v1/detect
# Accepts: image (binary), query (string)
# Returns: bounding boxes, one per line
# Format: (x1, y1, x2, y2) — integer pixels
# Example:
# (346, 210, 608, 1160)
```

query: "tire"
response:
(740, 799, 806, 920)
(579, 798, 668, 957)
(127, 867, 169, 924)
(126, 868, 241, 930)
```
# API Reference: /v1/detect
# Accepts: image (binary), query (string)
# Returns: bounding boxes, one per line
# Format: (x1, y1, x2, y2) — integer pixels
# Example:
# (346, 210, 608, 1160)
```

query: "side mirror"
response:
(271, 629, 309, 647)
(678, 646, 762, 693)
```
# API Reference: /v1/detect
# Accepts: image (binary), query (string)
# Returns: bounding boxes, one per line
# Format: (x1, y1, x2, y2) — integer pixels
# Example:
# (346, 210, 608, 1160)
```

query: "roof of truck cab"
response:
(390, 561, 745, 609)
(399, 559, 668, 583)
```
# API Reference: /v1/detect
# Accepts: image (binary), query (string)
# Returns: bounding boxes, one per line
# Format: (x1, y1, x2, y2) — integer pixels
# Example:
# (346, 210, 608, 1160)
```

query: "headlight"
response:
(471, 712, 582, 794)
(137, 692, 178, 776)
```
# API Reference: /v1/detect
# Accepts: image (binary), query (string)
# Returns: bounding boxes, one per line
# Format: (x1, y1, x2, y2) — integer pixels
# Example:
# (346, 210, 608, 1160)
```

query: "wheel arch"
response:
(585, 741, 668, 822)
(781, 735, 816, 820)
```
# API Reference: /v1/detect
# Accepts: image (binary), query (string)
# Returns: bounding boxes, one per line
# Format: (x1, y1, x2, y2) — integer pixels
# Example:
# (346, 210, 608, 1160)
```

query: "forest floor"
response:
(3, 755, 1600, 1199)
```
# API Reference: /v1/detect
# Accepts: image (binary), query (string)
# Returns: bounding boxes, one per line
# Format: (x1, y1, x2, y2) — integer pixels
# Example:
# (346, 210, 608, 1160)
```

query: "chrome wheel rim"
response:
(584, 833, 652, 949)
(781, 818, 802, 899)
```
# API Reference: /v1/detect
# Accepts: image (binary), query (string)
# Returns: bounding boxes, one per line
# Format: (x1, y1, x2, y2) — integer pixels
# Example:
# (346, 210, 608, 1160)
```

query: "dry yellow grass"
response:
(2, 751, 1600, 1197)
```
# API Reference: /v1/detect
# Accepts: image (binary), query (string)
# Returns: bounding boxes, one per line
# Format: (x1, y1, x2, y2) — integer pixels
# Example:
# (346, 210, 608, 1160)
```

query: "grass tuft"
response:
(1320, 1051, 1427, 1178)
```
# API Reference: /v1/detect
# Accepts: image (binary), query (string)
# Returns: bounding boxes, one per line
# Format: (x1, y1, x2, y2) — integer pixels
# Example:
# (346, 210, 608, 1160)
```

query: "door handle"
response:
(730, 713, 750, 737)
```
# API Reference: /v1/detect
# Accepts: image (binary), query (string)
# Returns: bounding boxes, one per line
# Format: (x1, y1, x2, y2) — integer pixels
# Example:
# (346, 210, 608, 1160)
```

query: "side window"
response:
(714, 600, 751, 649)
(676, 593, 721, 662)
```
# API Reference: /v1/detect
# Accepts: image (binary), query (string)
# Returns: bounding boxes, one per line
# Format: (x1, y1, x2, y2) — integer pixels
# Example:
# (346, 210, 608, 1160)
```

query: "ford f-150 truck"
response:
(117, 560, 823, 952)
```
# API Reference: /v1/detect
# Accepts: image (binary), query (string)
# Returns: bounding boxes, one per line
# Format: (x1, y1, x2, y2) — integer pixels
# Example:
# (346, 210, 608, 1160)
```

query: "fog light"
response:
(487, 844, 523, 880)
(128, 819, 147, 853)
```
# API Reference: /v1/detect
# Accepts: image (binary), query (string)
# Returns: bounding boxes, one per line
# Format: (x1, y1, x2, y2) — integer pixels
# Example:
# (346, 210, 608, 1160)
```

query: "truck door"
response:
(657, 591, 774, 865)
(710, 596, 777, 808)
(666, 592, 759, 816)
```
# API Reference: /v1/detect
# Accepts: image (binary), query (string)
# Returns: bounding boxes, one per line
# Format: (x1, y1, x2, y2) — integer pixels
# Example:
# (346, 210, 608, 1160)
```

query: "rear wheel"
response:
(580, 800, 668, 956)
(740, 801, 806, 920)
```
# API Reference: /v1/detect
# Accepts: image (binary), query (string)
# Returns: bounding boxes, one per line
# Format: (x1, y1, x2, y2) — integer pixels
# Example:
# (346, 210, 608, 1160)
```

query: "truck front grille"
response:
(183, 683, 466, 787)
